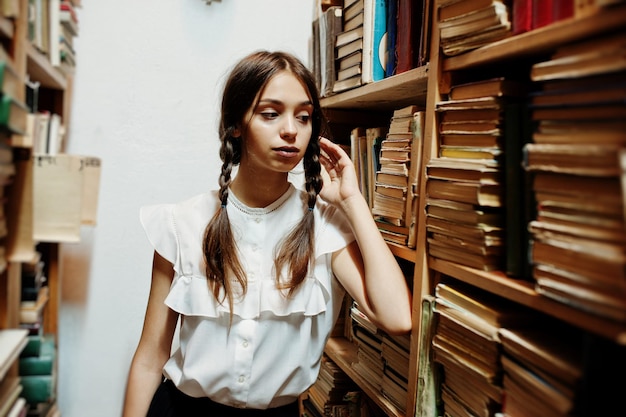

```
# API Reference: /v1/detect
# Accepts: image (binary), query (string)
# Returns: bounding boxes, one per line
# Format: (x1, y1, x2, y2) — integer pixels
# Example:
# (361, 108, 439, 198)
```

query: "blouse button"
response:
(242, 340, 249, 348)
(238, 376, 245, 383)
(254, 217, 261, 223)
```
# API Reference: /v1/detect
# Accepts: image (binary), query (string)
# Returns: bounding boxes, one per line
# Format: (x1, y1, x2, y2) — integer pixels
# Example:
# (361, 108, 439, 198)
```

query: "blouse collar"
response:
(228, 184, 295, 216)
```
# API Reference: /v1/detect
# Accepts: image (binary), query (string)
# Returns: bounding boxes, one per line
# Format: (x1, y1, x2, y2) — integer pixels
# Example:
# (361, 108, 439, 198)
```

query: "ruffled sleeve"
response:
(315, 200, 356, 258)
(139, 204, 179, 268)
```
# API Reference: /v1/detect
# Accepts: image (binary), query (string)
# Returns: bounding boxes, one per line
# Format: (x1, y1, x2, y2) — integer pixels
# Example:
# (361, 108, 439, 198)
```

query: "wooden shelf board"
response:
(443, 4, 626, 71)
(324, 337, 405, 417)
(0, 16, 14, 39)
(0, 328, 28, 380)
(388, 242, 416, 263)
(430, 258, 626, 345)
(26, 43, 66, 90)
(321, 65, 430, 111)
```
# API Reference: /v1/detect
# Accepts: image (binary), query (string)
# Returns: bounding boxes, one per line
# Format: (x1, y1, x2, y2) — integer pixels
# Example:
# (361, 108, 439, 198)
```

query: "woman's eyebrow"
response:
(258, 98, 313, 106)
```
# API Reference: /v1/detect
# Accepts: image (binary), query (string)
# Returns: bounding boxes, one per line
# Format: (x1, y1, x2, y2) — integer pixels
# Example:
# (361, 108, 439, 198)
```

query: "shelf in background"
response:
(388, 242, 416, 263)
(443, 3, 626, 71)
(26, 43, 66, 90)
(0, 16, 14, 39)
(321, 65, 430, 111)
(0, 328, 28, 380)
(324, 337, 405, 417)
(431, 258, 626, 345)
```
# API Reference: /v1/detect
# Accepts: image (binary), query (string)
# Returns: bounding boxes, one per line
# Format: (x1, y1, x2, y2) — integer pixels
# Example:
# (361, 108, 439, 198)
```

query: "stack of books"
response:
(380, 333, 410, 413)
(306, 354, 359, 417)
(499, 325, 583, 417)
(333, 0, 365, 93)
(426, 76, 530, 272)
(16, 253, 60, 417)
(57, 1, 80, 75)
(349, 302, 384, 391)
(432, 281, 533, 417)
(437, 0, 512, 57)
(373, 105, 424, 247)
(524, 31, 626, 322)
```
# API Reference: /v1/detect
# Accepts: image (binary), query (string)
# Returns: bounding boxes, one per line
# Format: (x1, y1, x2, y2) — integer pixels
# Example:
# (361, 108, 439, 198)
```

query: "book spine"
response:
(385, 0, 397, 77)
(372, 0, 388, 82)
(362, 0, 374, 83)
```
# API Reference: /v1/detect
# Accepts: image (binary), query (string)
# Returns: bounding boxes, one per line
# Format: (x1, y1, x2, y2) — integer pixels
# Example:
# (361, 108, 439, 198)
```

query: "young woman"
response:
(122, 50, 412, 417)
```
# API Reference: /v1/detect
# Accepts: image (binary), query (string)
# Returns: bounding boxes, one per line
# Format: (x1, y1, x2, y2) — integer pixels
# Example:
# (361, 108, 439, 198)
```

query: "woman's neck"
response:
(229, 171, 291, 208)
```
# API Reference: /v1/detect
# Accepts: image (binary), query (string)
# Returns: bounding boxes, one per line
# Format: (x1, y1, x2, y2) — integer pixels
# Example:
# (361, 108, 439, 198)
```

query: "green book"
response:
(19, 336, 55, 376)
(20, 374, 55, 404)
(0, 94, 29, 134)
(20, 335, 43, 358)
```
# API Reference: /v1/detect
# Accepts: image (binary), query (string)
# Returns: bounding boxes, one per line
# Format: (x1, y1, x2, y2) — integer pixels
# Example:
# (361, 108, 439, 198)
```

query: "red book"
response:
(552, 0, 574, 22)
(513, 0, 533, 35)
(532, 0, 555, 28)
(396, 0, 423, 73)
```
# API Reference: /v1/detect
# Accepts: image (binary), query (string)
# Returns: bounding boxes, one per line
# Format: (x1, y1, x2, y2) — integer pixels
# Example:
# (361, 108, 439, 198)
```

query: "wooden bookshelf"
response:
(321, 65, 429, 111)
(324, 337, 404, 417)
(0, 1, 84, 415)
(431, 259, 626, 345)
(313, 2, 626, 417)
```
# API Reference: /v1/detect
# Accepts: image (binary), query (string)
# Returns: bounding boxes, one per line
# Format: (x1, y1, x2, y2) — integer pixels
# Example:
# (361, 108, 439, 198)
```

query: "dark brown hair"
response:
(202, 50, 327, 311)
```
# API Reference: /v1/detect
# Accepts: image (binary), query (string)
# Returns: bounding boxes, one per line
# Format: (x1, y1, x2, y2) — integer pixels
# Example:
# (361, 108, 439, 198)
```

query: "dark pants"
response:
(146, 379, 299, 417)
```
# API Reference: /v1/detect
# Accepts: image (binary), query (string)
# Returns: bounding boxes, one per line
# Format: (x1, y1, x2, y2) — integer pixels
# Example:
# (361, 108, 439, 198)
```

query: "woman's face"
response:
(238, 71, 314, 175)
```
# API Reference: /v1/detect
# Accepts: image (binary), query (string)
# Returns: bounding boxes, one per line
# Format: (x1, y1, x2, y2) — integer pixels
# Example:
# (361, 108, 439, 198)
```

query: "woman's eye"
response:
(261, 111, 279, 119)
(297, 113, 311, 123)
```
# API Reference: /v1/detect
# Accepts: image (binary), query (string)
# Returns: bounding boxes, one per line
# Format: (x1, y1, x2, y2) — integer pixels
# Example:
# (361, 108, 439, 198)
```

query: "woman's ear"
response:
(232, 126, 241, 138)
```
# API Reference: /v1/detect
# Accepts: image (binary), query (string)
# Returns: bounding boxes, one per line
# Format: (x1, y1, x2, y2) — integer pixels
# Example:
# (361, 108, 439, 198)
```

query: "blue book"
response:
(372, 0, 388, 82)
(362, 0, 388, 83)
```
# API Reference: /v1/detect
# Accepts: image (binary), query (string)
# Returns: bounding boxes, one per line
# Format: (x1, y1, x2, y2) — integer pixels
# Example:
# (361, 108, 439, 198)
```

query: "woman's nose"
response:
(280, 116, 297, 139)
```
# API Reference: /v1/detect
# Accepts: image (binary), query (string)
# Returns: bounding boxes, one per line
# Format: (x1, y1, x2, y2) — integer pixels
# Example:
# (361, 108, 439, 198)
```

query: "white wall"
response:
(58, 1, 316, 415)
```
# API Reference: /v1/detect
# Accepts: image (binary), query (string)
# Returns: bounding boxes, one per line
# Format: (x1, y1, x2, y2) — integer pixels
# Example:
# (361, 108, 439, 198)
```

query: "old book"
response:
(531, 103, 626, 121)
(395, 0, 422, 73)
(426, 178, 502, 207)
(426, 158, 501, 184)
(0, 94, 28, 135)
(332, 74, 362, 93)
(449, 76, 527, 100)
(523, 143, 621, 176)
(439, 2, 509, 40)
(319, 6, 343, 97)
(435, 282, 532, 329)
(426, 198, 502, 225)
(439, 0, 500, 21)
(534, 266, 626, 322)
(440, 133, 501, 148)
(426, 215, 502, 241)
(530, 223, 626, 288)
(439, 146, 502, 161)
(498, 327, 583, 387)
(428, 237, 503, 271)
(530, 32, 626, 81)
(439, 120, 502, 135)
(439, 107, 502, 123)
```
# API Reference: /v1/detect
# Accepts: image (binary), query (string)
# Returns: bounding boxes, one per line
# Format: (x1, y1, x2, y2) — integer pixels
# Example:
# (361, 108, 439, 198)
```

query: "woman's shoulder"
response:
(140, 190, 220, 225)
(142, 190, 219, 210)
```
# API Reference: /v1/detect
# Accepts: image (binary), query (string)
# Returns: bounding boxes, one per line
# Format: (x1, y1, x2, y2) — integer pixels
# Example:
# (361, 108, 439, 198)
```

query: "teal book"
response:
(19, 335, 55, 376)
(20, 374, 55, 404)
(372, 0, 388, 82)
(362, 0, 388, 83)
(20, 335, 43, 357)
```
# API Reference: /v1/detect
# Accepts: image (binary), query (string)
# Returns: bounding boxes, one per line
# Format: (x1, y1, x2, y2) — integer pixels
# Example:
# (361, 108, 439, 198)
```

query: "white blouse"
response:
(140, 184, 355, 409)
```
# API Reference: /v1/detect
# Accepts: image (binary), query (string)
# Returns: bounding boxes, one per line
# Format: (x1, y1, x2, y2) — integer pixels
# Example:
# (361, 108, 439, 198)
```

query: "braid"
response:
(303, 137, 323, 209)
(203, 134, 246, 311)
